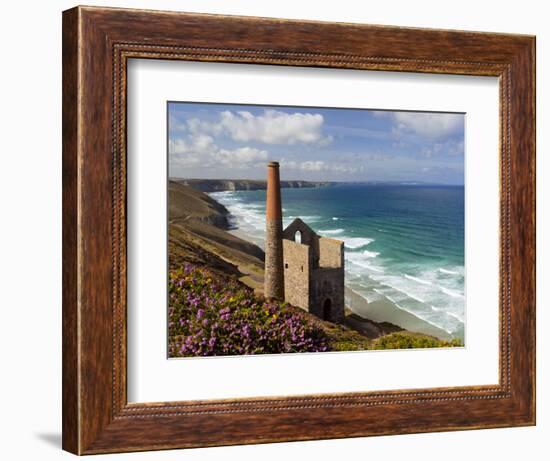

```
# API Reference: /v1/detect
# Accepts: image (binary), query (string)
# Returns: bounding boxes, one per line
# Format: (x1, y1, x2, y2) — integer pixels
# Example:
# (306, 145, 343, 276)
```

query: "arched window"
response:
(295, 230, 302, 244)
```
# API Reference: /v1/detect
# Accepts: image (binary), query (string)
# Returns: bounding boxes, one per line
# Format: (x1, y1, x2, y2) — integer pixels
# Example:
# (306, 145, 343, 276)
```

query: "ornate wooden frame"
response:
(62, 5, 536, 455)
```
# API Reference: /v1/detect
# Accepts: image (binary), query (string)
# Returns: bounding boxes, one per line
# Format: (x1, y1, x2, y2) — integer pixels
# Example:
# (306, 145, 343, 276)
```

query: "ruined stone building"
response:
(264, 162, 345, 323)
(282, 219, 345, 323)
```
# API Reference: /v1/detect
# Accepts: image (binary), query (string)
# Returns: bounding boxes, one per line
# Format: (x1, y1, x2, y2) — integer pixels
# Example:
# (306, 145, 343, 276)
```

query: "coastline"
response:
(345, 287, 452, 340)
(172, 178, 333, 193)
(223, 198, 453, 341)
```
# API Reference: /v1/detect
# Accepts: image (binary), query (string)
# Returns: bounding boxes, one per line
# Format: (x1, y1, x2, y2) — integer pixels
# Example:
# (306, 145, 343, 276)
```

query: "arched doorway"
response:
(323, 298, 332, 321)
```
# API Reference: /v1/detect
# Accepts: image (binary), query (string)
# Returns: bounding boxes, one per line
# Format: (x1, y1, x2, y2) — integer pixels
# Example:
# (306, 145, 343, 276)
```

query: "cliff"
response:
(171, 178, 333, 193)
(168, 181, 265, 288)
(169, 180, 231, 229)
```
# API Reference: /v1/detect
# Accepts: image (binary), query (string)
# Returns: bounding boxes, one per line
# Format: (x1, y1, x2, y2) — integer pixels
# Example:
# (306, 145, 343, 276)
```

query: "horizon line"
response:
(169, 177, 465, 186)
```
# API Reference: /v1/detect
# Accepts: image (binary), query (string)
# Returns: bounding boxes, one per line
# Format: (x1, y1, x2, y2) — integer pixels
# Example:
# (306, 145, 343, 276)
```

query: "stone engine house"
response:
(264, 162, 345, 323)
(282, 219, 345, 323)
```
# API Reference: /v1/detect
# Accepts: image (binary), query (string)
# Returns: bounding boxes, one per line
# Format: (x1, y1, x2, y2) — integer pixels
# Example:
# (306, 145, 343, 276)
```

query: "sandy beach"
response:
(345, 288, 452, 340)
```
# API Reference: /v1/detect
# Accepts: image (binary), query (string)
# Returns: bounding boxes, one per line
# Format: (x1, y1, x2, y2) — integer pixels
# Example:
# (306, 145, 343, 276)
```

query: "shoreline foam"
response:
(346, 287, 452, 340)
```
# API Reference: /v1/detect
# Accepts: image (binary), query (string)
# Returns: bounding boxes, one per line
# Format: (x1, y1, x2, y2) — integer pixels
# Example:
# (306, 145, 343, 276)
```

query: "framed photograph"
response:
(62, 6, 535, 455)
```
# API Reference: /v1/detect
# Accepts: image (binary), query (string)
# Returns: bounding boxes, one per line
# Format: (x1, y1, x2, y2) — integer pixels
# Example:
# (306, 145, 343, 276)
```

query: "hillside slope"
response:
(168, 181, 265, 290)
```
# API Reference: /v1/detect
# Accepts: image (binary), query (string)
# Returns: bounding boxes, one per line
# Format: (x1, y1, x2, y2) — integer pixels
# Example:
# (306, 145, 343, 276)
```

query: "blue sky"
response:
(168, 102, 464, 185)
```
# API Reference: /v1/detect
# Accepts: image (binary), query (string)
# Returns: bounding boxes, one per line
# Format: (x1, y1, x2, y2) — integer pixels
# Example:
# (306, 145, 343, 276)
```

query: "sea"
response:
(210, 183, 465, 339)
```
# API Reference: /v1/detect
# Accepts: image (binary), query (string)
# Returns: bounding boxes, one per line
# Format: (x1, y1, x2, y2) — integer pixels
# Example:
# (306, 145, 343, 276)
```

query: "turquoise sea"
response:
(211, 183, 465, 338)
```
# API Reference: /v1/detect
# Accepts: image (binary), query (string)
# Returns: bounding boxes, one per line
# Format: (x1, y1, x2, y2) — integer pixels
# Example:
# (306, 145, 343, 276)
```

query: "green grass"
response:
(372, 332, 463, 350)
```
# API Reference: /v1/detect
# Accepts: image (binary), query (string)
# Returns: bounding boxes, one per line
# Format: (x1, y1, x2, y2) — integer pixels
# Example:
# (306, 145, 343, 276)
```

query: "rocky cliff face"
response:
(169, 180, 231, 228)
(172, 178, 332, 193)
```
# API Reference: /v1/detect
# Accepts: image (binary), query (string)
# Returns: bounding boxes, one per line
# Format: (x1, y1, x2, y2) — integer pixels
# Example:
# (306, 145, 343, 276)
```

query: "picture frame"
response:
(62, 5, 535, 455)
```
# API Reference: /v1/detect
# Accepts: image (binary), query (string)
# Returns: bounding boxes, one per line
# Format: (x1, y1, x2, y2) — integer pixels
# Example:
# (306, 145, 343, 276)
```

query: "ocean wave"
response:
(403, 310, 455, 335)
(373, 288, 398, 304)
(445, 311, 464, 323)
(283, 215, 322, 225)
(228, 205, 265, 231)
(439, 286, 464, 299)
(388, 284, 426, 304)
(209, 191, 234, 198)
(438, 267, 461, 276)
(346, 253, 384, 273)
(343, 237, 374, 249)
(347, 262, 384, 274)
(363, 250, 380, 258)
(431, 306, 464, 323)
(372, 290, 454, 334)
(403, 273, 464, 301)
(372, 273, 444, 307)
(332, 217, 339, 221)
(367, 267, 465, 335)
(404, 274, 433, 286)
(318, 228, 345, 235)
(374, 270, 465, 306)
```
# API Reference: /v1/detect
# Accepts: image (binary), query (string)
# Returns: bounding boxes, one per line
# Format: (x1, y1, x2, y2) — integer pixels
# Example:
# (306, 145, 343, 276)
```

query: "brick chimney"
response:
(264, 161, 285, 300)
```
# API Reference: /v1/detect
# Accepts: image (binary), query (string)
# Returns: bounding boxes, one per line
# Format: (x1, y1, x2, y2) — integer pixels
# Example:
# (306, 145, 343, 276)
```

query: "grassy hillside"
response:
(169, 264, 330, 356)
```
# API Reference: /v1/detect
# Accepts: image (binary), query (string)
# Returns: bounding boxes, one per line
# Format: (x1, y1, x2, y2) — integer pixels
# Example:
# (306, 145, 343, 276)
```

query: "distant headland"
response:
(170, 178, 333, 193)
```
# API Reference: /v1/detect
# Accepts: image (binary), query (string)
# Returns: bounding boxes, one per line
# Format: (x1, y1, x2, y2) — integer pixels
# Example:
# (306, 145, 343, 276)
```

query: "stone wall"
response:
(280, 217, 345, 324)
(310, 267, 345, 323)
(282, 218, 320, 264)
(318, 237, 344, 268)
(282, 239, 310, 310)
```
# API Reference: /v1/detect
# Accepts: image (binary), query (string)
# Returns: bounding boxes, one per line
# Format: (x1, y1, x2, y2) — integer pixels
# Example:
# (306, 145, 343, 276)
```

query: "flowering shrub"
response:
(168, 264, 330, 357)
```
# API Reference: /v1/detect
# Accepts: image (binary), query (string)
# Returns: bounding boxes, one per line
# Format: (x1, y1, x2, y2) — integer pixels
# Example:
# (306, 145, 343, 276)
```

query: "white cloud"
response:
(182, 109, 332, 145)
(281, 160, 365, 175)
(299, 161, 327, 172)
(229, 146, 269, 163)
(393, 112, 463, 139)
(421, 139, 464, 158)
(168, 114, 187, 132)
(169, 134, 268, 170)
(186, 118, 223, 137)
(420, 165, 462, 175)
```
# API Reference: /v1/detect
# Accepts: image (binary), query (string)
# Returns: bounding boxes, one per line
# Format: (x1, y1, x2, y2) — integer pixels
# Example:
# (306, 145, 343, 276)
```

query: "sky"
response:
(168, 102, 465, 185)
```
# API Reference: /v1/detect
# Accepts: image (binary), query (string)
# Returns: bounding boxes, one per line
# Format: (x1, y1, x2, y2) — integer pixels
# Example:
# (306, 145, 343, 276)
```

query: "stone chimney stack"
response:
(264, 161, 285, 300)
